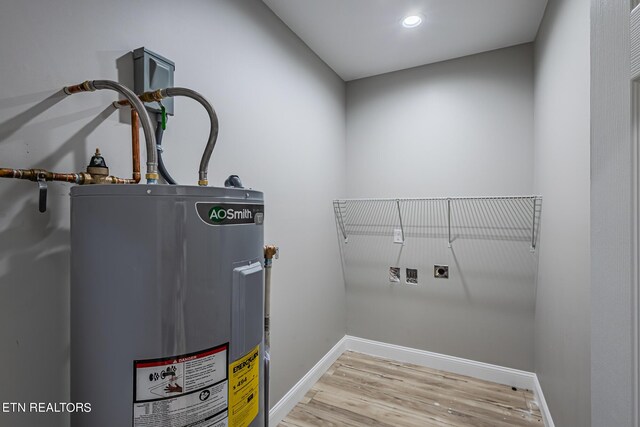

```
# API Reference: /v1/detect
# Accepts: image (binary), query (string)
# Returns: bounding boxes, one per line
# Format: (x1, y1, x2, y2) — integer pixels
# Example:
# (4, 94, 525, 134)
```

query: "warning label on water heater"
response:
(133, 343, 229, 427)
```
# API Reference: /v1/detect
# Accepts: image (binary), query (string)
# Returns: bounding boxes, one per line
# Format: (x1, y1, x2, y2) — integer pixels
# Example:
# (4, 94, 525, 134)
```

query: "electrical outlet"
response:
(434, 265, 449, 279)
(389, 267, 400, 283)
(393, 228, 404, 244)
(406, 268, 418, 285)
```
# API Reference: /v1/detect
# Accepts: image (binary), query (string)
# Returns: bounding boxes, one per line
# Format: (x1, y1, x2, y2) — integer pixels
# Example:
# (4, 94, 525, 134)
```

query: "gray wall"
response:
(346, 44, 534, 198)
(0, 1, 346, 426)
(343, 45, 538, 371)
(533, 0, 591, 425)
(591, 0, 636, 426)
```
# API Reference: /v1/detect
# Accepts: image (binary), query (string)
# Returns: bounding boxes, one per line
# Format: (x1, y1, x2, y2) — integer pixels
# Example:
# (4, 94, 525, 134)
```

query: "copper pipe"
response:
(63, 80, 94, 95)
(140, 89, 164, 103)
(91, 104, 141, 183)
(131, 110, 141, 183)
(264, 245, 278, 261)
(1, 108, 142, 186)
(64, 80, 158, 183)
(105, 176, 138, 185)
(0, 168, 136, 185)
(114, 89, 163, 107)
(116, 87, 219, 186)
(0, 168, 82, 183)
(51, 172, 81, 183)
(114, 99, 130, 108)
(116, 96, 160, 184)
(78, 172, 137, 185)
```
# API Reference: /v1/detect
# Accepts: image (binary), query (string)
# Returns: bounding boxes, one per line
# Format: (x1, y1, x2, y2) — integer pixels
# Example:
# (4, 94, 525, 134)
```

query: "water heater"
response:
(70, 184, 265, 427)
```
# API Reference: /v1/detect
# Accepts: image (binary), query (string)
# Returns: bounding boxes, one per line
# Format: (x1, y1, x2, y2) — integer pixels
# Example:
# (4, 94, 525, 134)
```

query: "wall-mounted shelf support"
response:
(530, 197, 539, 252)
(396, 199, 405, 244)
(334, 200, 348, 243)
(447, 198, 452, 248)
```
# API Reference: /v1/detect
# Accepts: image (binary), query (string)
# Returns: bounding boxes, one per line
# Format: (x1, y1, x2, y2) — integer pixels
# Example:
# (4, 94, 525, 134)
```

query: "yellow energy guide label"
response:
(228, 345, 260, 427)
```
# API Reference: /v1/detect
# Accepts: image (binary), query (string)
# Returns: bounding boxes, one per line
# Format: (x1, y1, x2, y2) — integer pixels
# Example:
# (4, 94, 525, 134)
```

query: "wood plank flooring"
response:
(279, 351, 543, 427)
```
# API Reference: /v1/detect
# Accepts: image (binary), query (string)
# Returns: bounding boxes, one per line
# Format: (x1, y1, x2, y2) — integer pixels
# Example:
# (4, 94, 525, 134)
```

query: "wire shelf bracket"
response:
(396, 199, 405, 245)
(333, 200, 348, 243)
(447, 198, 452, 248)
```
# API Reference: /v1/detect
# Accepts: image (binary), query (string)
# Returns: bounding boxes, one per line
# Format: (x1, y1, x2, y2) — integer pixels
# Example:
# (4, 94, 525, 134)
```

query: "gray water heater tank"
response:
(70, 185, 265, 427)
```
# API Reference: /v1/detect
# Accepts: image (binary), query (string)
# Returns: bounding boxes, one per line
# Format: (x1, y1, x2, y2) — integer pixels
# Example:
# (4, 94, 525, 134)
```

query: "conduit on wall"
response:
(333, 196, 542, 251)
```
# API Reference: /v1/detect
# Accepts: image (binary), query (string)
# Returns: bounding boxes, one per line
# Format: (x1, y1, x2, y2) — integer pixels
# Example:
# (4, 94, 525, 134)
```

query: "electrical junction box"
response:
(133, 47, 175, 115)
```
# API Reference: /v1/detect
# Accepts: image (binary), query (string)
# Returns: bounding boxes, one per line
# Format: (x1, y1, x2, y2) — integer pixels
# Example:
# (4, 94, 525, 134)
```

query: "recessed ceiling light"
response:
(402, 15, 423, 28)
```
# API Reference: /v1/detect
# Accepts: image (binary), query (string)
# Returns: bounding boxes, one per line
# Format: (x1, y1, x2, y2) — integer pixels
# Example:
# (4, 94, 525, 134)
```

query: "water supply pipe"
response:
(116, 87, 219, 186)
(0, 81, 151, 213)
(263, 245, 278, 427)
(64, 80, 158, 183)
(130, 110, 141, 184)
(154, 114, 177, 185)
(0, 157, 137, 212)
(0, 167, 137, 185)
(161, 88, 218, 186)
(2, 106, 141, 187)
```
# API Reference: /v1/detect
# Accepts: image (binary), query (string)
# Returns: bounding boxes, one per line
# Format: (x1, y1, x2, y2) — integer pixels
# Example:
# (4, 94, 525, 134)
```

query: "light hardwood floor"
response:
(279, 351, 543, 427)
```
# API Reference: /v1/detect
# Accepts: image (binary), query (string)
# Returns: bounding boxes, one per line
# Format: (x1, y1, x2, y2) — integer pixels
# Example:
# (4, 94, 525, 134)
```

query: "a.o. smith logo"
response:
(196, 203, 264, 226)
(208, 206, 254, 223)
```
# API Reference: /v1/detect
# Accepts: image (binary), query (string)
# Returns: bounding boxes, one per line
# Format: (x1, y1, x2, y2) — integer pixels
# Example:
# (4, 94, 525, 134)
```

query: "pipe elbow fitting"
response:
(139, 90, 164, 103)
(63, 80, 95, 95)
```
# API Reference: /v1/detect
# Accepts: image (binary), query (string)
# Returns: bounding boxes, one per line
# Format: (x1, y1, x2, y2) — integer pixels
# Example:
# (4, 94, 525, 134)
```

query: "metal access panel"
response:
(70, 185, 265, 427)
(133, 47, 175, 115)
(232, 262, 264, 361)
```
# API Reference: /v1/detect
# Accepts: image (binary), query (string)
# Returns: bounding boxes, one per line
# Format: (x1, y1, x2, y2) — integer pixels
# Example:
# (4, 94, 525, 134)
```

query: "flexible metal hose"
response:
(160, 87, 218, 186)
(90, 80, 158, 183)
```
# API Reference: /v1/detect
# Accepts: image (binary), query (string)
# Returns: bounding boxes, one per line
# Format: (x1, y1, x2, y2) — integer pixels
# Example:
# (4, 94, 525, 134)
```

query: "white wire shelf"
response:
(333, 196, 543, 251)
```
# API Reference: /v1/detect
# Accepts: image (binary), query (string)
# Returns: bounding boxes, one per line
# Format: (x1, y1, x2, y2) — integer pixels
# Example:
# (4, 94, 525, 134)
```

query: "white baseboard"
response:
(533, 375, 555, 427)
(269, 335, 554, 427)
(345, 335, 535, 390)
(268, 336, 347, 425)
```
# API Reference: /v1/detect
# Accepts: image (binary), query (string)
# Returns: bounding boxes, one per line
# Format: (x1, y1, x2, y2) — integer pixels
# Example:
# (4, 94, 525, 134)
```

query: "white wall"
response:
(344, 45, 538, 371)
(533, 0, 591, 425)
(0, 1, 346, 425)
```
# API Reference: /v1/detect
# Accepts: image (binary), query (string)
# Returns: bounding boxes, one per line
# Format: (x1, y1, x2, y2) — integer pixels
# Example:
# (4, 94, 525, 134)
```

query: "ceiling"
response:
(262, 0, 548, 81)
